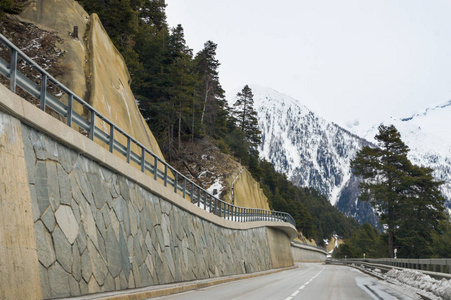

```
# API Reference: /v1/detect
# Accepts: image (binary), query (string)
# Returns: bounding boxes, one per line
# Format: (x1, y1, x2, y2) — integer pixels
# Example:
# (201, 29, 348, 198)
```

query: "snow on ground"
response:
(206, 177, 224, 196)
(384, 268, 451, 300)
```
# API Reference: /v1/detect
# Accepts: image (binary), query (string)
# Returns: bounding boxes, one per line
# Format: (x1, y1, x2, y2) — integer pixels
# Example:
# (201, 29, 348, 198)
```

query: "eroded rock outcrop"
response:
(19, 0, 164, 159)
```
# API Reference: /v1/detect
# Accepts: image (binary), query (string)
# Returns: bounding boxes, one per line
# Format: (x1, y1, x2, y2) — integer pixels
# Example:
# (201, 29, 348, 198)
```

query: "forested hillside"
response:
(0, 0, 360, 244)
(70, 0, 361, 244)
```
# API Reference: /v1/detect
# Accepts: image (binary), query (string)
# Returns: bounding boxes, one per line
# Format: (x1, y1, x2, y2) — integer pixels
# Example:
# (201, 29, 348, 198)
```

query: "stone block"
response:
(119, 177, 130, 202)
(119, 226, 131, 280)
(104, 273, 115, 292)
(88, 275, 101, 294)
(46, 161, 61, 210)
(48, 262, 70, 298)
(57, 164, 72, 205)
(88, 239, 108, 286)
(72, 240, 82, 282)
(129, 203, 138, 237)
(81, 248, 92, 283)
(57, 143, 76, 173)
(105, 227, 121, 278)
(55, 205, 79, 244)
(29, 184, 40, 222)
(102, 206, 111, 228)
(74, 164, 94, 205)
(41, 206, 56, 232)
(53, 226, 73, 273)
(35, 161, 50, 215)
(96, 210, 106, 239)
(35, 221, 56, 268)
(69, 275, 81, 296)
(96, 227, 107, 260)
(39, 263, 51, 299)
(133, 231, 146, 267)
(76, 223, 88, 254)
(88, 173, 110, 209)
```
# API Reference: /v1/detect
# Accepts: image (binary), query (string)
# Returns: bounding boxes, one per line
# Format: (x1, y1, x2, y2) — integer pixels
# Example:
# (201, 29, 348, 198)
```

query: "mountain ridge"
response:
(240, 85, 378, 225)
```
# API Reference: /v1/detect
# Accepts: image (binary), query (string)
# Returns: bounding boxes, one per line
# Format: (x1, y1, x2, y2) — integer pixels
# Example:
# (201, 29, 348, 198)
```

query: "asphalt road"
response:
(152, 263, 416, 300)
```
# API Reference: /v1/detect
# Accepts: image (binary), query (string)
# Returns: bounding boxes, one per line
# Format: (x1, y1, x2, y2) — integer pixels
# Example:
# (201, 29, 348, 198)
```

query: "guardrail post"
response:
(209, 195, 212, 213)
(182, 178, 186, 199)
(214, 198, 218, 216)
(126, 137, 131, 163)
(197, 187, 201, 207)
(10, 49, 17, 93)
(174, 172, 178, 193)
(40, 73, 47, 111)
(164, 164, 168, 186)
(141, 147, 145, 172)
(190, 182, 194, 204)
(109, 125, 114, 152)
(67, 94, 73, 127)
(153, 156, 158, 180)
(89, 111, 95, 140)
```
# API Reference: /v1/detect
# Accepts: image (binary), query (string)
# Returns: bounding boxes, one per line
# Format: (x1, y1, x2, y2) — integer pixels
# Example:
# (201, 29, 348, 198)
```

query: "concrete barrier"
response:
(291, 243, 327, 263)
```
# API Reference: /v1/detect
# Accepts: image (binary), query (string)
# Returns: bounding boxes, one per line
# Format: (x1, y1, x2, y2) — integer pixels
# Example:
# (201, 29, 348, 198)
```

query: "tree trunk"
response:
(178, 111, 181, 153)
(201, 84, 211, 125)
(388, 205, 394, 258)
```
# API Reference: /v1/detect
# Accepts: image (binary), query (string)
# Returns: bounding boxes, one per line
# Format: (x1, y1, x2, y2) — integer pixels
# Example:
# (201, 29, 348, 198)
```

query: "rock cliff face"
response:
(19, 0, 164, 159)
(223, 168, 270, 210)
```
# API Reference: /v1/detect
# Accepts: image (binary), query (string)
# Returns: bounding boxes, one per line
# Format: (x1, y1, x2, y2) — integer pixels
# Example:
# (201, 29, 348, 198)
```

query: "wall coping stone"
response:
(291, 242, 327, 255)
(0, 84, 297, 239)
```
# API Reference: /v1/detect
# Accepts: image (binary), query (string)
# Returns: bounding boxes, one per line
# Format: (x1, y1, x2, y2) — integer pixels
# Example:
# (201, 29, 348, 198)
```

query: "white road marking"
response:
(284, 267, 325, 300)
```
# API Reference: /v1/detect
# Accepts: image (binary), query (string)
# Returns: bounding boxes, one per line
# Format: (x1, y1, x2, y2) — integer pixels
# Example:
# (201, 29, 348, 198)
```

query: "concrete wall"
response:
(291, 243, 327, 263)
(0, 84, 297, 299)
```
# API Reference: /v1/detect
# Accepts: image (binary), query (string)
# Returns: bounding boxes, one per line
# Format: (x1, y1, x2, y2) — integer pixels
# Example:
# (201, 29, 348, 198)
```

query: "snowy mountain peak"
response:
(251, 86, 372, 216)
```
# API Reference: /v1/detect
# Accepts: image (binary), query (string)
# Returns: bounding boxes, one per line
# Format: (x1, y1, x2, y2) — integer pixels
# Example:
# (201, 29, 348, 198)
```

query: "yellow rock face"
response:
(224, 167, 270, 210)
(19, 0, 165, 161)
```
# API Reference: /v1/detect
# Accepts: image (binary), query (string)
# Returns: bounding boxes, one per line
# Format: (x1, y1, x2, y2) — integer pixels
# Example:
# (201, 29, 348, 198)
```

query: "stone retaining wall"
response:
(21, 124, 273, 298)
(0, 84, 299, 300)
(291, 244, 327, 263)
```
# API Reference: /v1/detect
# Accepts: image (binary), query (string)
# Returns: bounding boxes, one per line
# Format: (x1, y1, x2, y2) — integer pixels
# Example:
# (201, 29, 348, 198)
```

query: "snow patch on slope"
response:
(249, 85, 370, 206)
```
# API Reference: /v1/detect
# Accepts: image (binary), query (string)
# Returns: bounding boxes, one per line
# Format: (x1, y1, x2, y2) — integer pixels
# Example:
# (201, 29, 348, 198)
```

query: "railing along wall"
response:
(341, 258, 451, 274)
(0, 33, 296, 228)
(291, 240, 327, 253)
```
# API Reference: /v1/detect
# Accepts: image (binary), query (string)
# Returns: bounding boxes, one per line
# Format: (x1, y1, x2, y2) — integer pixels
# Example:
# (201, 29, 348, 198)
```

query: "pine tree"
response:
(233, 85, 261, 149)
(193, 41, 228, 139)
(351, 124, 446, 258)
(396, 165, 446, 257)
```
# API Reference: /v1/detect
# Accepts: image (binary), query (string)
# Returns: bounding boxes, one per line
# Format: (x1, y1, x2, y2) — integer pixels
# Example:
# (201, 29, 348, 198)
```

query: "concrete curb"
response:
(61, 266, 298, 300)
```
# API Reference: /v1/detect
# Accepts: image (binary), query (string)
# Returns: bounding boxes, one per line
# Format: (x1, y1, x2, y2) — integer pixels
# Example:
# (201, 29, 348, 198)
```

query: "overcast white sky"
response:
(166, 0, 451, 129)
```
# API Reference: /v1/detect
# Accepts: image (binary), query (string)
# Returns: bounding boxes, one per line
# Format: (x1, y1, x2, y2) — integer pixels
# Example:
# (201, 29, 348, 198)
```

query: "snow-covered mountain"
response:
(248, 85, 378, 224)
(349, 100, 451, 209)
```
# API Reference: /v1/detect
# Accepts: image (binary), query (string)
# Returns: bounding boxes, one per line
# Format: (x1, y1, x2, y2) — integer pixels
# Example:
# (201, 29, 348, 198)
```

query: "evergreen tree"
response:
(351, 125, 410, 257)
(193, 41, 228, 139)
(0, 0, 22, 18)
(233, 85, 261, 149)
(351, 124, 446, 258)
(396, 165, 446, 257)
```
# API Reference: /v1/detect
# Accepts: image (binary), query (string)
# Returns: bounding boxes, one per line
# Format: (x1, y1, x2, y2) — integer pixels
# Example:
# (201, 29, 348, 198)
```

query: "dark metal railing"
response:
(0, 33, 296, 227)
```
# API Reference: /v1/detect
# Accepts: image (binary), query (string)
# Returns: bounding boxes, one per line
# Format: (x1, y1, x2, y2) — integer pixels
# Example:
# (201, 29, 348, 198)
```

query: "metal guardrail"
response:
(340, 258, 451, 274)
(0, 33, 296, 227)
